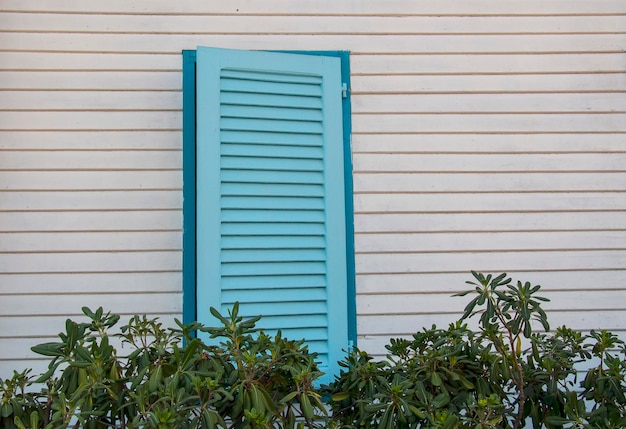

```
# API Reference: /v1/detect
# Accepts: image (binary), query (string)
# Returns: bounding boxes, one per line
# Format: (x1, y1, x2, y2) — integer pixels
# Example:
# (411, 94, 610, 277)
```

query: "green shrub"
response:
(323, 272, 626, 429)
(0, 303, 327, 429)
(2, 272, 625, 428)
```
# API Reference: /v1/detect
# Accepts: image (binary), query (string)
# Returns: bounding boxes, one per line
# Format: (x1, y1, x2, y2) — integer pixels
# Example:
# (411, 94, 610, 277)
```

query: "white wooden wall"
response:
(1, 0, 625, 375)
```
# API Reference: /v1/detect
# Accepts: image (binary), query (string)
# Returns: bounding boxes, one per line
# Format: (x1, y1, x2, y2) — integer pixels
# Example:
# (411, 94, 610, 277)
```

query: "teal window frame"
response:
(181, 48, 356, 346)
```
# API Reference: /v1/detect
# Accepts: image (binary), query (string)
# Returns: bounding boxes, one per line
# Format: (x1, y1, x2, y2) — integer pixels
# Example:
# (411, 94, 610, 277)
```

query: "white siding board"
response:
(355, 192, 626, 213)
(3, 0, 626, 15)
(358, 290, 626, 316)
(5, 13, 626, 34)
(354, 172, 626, 192)
(0, 91, 182, 110)
(2, 314, 184, 340)
(0, 52, 181, 71)
(356, 231, 626, 253)
(352, 74, 626, 94)
(0, 131, 182, 150)
(0, 231, 181, 252)
(3, 32, 626, 55)
(355, 212, 626, 233)
(0, 193, 181, 211)
(351, 53, 626, 75)
(0, 111, 181, 130)
(0, 71, 181, 90)
(0, 151, 181, 170)
(0, 340, 67, 361)
(352, 133, 626, 153)
(0, 213, 180, 248)
(356, 270, 626, 294)
(5, 52, 626, 75)
(0, 251, 181, 273)
(355, 250, 626, 274)
(352, 113, 626, 133)
(353, 93, 626, 114)
(354, 153, 626, 173)
(0, 272, 182, 294)
(1, 0, 625, 375)
(2, 171, 181, 190)
(0, 293, 181, 317)
(4, 33, 626, 54)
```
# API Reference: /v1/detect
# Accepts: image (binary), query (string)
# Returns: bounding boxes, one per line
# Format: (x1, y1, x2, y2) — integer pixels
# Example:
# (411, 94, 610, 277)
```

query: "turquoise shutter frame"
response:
(193, 47, 349, 381)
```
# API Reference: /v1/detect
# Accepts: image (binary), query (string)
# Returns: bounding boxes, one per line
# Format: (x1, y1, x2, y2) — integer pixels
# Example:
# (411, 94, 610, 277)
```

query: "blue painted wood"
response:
(195, 47, 348, 383)
(273, 50, 357, 346)
(181, 50, 197, 329)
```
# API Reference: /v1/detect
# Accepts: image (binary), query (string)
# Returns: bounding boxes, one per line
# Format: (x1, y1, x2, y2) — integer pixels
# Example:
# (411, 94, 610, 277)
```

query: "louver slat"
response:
(196, 48, 347, 382)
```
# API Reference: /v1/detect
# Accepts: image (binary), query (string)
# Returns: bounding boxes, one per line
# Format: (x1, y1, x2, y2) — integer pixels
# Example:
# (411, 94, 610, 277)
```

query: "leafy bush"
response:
(323, 272, 626, 428)
(2, 272, 625, 428)
(0, 304, 327, 429)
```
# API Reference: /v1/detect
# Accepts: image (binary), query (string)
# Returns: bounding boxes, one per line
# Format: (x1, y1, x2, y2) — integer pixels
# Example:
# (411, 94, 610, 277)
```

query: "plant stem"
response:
(491, 295, 525, 429)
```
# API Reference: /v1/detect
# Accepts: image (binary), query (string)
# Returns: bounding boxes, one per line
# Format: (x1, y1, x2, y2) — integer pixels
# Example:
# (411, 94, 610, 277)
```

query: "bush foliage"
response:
(1, 272, 625, 428)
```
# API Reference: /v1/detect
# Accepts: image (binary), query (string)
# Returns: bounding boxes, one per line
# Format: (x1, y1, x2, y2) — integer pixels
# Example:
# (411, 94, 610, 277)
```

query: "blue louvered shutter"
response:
(195, 47, 348, 382)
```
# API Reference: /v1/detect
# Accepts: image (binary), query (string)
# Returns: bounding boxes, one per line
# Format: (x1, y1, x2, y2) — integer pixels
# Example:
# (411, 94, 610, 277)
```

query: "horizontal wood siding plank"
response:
(0, 71, 180, 90)
(3, 33, 625, 54)
(355, 231, 626, 253)
(0, 91, 182, 110)
(4, 13, 626, 34)
(355, 212, 626, 233)
(352, 113, 626, 133)
(356, 270, 626, 294)
(0, 251, 182, 273)
(352, 93, 626, 114)
(353, 153, 626, 173)
(352, 133, 626, 153)
(0, 111, 181, 130)
(0, 193, 182, 211)
(352, 74, 626, 94)
(0, 272, 182, 294)
(351, 53, 626, 74)
(0, 151, 182, 170)
(354, 172, 626, 192)
(0, 314, 183, 340)
(0, 231, 181, 252)
(355, 190, 626, 211)
(4, 51, 625, 74)
(0, 131, 182, 150)
(358, 290, 626, 315)
(355, 250, 626, 274)
(2, 170, 181, 190)
(354, 192, 626, 213)
(0, 210, 182, 233)
(0, 293, 181, 317)
(3, 0, 625, 15)
(0, 52, 181, 71)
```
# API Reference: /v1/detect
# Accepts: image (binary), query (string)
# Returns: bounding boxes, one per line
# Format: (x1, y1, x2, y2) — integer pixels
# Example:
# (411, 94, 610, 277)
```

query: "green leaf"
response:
(431, 392, 450, 408)
(408, 405, 425, 419)
(0, 402, 13, 418)
(431, 372, 442, 386)
(545, 416, 570, 426)
(331, 391, 350, 402)
(300, 394, 313, 421)
(31, 342, 64, 357)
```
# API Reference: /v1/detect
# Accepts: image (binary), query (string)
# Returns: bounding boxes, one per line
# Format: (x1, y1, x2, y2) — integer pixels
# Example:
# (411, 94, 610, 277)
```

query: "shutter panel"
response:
(195, 47, 348, 382)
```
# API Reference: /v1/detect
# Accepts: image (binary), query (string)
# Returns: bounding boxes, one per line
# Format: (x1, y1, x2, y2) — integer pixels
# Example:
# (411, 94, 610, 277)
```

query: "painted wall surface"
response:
(1, 0, 625, 376)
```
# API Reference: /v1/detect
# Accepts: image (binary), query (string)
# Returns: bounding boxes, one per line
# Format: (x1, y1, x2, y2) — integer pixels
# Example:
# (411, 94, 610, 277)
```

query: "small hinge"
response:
(341, 83, 348, 98)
